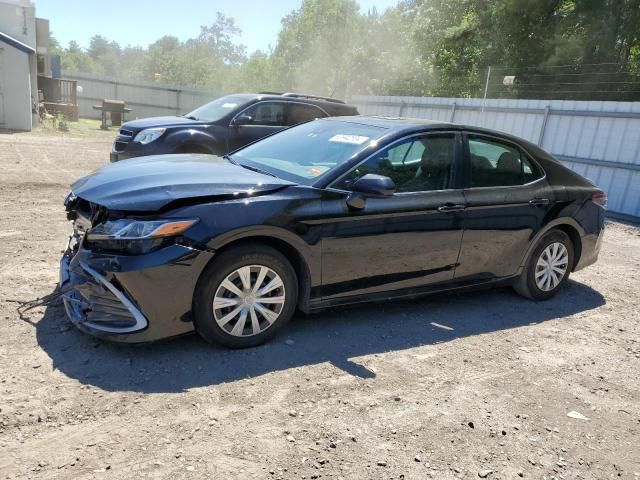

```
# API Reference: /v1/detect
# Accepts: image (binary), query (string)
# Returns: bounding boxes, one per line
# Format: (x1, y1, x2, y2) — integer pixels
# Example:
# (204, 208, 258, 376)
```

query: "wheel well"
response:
(176, 144, 212, 154)
(212, 236, 312, 312)
(555, 224, 582, 270)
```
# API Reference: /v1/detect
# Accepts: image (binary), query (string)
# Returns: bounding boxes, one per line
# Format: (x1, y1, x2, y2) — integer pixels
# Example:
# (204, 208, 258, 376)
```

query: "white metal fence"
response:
(63, 70, 222, 120)
(352, 95, 640, 221)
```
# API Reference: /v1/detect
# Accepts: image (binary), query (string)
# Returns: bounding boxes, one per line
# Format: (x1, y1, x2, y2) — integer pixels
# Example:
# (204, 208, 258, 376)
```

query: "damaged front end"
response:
(60, 240, 148, 336)
(59, 193, 213, 343)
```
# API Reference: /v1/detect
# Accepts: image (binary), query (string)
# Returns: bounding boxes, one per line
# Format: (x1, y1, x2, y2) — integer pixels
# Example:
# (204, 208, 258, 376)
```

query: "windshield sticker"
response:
(329, 134, 369, 145)
(307, 166, 329, 177)
(222, 103, 238, 108)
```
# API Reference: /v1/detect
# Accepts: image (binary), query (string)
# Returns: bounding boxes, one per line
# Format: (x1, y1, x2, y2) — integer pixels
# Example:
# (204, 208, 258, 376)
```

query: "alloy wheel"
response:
(535, 242, 569, 291)
(212, 265, 286, 337)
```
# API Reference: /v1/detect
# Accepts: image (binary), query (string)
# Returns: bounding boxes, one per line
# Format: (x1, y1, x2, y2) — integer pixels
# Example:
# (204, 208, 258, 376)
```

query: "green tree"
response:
(62, 40, 102, 73)
(271, 0, 363, 96)
(234, 51, 280, 92)
(51, 1, 640, 99)
(143, 36, 182, 82)
(87, 35, 122, 77)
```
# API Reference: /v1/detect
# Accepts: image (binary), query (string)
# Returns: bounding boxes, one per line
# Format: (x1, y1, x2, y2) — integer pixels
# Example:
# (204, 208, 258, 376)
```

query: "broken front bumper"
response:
(59, 239, 214, 343)
(60, 254, 148, 334)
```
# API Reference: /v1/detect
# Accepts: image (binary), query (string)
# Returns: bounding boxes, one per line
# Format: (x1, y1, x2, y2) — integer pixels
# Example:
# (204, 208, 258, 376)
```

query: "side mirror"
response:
(231, 114, 253, 127)
(346, 174, 396, 210)
(352, 174, 396, 196)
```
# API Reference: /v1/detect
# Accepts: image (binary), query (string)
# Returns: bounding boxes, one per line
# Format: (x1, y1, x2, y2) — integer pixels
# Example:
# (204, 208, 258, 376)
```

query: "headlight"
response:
(63, 191, 77, 207)
(87, 218, 198, 241)
(133, 127, 166, 144)
(85, 218, 198, 255)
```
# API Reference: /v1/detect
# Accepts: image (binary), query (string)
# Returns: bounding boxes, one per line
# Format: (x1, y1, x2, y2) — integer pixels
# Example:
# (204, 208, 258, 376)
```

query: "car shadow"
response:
(33, 280, 604, 393)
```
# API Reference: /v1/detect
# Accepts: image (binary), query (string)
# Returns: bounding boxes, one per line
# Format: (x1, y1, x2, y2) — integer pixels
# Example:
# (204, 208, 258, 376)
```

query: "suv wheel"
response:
(193, 244, 298, 348)
(513, 229, 574, 300)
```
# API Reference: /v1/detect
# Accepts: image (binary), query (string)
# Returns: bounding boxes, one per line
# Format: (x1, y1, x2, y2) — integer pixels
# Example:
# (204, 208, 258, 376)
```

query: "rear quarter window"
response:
(286, 103, 327, 126)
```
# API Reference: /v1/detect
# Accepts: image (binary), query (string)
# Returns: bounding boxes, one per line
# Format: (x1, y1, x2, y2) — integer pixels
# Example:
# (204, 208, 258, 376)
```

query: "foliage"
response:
(50, 0, 640, 99)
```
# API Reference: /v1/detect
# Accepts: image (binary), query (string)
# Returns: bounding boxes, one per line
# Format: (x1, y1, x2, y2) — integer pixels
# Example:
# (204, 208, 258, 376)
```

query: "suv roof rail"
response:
(258, 91, 285, 95)
(281, 92, 346, 104)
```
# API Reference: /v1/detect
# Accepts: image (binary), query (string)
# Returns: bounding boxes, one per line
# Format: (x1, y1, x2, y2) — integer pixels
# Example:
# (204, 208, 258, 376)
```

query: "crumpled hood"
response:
(71, 154, 295, 211)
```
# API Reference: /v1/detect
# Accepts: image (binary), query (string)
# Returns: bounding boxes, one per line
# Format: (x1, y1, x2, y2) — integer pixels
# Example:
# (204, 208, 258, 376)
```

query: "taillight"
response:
(592, 192, 607, 209)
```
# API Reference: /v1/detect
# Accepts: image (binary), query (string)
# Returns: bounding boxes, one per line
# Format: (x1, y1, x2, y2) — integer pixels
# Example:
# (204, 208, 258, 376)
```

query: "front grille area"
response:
(71, 281, 137, 328)
(61, 259, 147, 334)
(119, 128, 134, 137)
(114, 141, 128, 151)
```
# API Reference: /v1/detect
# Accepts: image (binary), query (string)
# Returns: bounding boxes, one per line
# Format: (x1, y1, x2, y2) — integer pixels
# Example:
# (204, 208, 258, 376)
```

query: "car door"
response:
(319, 132, 466, 300)
(455, 132, 553, 281)
(227, 101, 288, 151)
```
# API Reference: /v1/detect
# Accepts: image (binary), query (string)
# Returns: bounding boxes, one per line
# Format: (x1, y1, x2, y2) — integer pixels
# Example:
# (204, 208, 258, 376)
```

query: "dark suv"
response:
(110, 92, 359, 162)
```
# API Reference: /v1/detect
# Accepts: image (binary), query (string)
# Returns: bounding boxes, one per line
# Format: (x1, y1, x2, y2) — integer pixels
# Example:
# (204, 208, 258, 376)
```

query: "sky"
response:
(34, 0, 400, 53)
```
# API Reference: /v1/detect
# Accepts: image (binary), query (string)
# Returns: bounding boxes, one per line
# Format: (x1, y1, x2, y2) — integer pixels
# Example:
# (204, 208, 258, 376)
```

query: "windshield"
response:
(232, 120, 387, 184)
(185, 95, 252, 122)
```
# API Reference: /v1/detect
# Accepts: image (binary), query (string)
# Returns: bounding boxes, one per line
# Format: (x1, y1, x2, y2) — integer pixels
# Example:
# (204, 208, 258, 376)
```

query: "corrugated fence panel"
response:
(351, 95, 640, 220)
(62, 70, 222, 120)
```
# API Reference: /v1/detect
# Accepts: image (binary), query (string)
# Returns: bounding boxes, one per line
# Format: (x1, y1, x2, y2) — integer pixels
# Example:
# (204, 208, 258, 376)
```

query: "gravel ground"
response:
(0, 130, 639, 480)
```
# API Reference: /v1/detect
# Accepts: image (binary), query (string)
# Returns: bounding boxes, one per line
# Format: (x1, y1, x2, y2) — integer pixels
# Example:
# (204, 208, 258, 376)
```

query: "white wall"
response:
(0, 46, 32, 130)
(0, 0, 36, 130)
(0, 0, 36, 48)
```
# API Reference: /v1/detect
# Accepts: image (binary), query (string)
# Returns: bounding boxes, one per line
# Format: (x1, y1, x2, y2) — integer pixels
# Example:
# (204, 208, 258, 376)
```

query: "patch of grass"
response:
(30, 118, 116, 139)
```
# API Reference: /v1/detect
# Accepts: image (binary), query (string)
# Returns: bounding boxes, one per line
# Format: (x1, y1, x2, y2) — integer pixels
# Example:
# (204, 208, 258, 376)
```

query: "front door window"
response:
(332, 134, 456, 193)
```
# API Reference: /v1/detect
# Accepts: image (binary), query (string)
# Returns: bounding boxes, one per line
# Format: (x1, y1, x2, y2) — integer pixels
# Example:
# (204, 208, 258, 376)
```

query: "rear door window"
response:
(468, 135, 542, 187)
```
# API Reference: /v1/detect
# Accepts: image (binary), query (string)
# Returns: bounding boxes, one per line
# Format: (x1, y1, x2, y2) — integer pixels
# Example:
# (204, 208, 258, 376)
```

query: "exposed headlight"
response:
(87, 218, 198, 241)
(63, 191, 77, 207)
(133, 127, 166, 144)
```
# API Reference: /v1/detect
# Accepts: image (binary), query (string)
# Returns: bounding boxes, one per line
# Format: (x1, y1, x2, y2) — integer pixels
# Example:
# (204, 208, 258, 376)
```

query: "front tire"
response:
(513, 229, 574, 300)
(193, 244, 298, 348)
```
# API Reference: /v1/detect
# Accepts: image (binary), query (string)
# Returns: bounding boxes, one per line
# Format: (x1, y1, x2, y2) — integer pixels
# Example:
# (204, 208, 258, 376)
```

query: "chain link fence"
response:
(482, 63, 640, 102)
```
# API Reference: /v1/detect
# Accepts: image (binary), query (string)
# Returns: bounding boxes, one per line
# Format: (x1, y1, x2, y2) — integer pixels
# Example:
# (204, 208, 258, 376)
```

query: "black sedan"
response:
(60, 116, 606, 348)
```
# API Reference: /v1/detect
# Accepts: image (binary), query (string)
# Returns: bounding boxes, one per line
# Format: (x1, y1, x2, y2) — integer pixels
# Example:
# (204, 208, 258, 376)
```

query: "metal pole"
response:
(399, 101, 406, 117)
(482, 66, 492, 112)
(449, 102, 457, 122)
(538, 105, 551, 146)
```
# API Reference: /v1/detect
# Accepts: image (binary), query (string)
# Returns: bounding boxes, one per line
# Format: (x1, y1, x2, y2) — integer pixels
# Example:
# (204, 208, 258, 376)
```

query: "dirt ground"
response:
(0, 129, 638, 480)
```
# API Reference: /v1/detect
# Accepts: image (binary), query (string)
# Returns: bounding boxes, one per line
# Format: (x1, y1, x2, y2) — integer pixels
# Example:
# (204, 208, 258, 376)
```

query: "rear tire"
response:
(513, 229, 574, 300)
(193, 244, 298, 348)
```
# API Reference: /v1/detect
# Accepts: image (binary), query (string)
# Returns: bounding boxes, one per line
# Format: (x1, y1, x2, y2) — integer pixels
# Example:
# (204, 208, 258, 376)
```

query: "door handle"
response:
(529, 197, 550, 207)
(437, 203, 466, 212)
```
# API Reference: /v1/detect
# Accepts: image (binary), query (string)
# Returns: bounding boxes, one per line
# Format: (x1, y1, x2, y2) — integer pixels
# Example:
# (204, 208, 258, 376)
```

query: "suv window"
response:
(333, 134, 455, 193)
(468, 135, 542, 187)
(286, 103, 326, 126)
(242, 102, 286, 126)
(185, 95, 252, 122)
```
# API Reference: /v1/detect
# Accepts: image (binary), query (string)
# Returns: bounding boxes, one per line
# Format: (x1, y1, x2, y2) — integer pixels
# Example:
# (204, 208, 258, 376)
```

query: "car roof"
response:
(329, 115, 456, 131)
(227, 93, 358, 114)
(322, 115, 539, 149)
